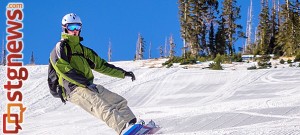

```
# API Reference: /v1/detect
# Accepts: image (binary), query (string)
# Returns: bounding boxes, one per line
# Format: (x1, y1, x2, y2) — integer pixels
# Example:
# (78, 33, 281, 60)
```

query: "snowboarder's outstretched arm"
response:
(83, 46, 135, 80)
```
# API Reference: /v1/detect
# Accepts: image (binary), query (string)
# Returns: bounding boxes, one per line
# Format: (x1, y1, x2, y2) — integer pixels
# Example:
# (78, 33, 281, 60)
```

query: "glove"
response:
(87, 84, 98, 93)
(125, 71, 136, 81)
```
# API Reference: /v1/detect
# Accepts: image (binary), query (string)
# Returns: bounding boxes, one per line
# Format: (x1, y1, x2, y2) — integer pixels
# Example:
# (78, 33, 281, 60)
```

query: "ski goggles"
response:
(66, 23, 82, 31)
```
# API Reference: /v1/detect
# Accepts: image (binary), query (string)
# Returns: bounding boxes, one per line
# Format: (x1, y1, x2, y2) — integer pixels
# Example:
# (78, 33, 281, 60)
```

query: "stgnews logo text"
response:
(2, 2, 28, 134)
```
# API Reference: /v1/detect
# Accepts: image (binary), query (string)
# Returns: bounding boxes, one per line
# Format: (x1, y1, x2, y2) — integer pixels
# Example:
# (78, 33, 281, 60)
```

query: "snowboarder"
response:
(49, 13, 137, 134)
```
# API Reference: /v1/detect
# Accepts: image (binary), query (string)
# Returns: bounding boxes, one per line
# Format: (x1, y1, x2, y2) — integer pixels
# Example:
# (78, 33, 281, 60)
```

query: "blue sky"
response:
(1, 0, 261, 65)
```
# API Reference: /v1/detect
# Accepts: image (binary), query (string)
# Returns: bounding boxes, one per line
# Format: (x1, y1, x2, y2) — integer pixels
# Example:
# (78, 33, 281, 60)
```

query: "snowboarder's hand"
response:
(125, 71, 136, 81)
(87, 84, 98, 93)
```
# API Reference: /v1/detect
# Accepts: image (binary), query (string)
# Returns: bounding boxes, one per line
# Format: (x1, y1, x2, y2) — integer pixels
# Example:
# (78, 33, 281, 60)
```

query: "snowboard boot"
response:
(120, 118, 137, 135)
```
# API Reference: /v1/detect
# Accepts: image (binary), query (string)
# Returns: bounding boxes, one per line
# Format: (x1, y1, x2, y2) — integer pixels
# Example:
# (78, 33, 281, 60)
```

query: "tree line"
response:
(134, 33, 176, 61)
(178, 0, 300, 60)
(135, 0, 300, 62)
(3, 0, 298, 65)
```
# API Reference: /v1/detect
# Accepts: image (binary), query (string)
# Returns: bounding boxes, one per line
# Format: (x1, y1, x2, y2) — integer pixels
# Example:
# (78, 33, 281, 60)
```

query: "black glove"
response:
(125, 71, 136, 81)
(87, 84, 99, 93)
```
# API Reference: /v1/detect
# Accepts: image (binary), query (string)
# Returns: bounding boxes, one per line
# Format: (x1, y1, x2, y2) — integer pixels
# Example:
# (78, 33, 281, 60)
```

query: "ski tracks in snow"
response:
(123, 68, 180, 107)
(2, 64, 300, 135)
(139, 69, 300, 134)
(23, 66, 63, 118)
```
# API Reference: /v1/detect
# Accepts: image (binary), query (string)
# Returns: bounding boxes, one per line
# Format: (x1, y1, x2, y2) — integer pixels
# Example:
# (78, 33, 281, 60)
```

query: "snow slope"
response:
(1, 60, 300, 135)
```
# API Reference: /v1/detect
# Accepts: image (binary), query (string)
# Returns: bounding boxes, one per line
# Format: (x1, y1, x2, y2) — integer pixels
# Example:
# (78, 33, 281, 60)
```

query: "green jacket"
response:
(50, 33, 126, 96)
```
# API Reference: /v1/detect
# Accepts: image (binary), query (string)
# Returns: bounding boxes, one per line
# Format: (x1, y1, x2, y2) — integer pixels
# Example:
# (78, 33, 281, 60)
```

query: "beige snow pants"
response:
(67, 84, 135, 134)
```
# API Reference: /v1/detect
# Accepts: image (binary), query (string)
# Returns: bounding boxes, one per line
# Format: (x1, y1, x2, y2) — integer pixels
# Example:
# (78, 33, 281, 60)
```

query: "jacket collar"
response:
(61, 33, 83, 46)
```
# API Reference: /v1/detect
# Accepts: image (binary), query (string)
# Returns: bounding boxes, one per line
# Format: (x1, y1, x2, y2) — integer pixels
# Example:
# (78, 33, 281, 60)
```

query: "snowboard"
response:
(122, 120, 161, 135)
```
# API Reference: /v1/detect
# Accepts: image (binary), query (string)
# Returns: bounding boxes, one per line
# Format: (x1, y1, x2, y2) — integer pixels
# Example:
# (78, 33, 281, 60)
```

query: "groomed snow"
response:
(1, 59, 300, 135)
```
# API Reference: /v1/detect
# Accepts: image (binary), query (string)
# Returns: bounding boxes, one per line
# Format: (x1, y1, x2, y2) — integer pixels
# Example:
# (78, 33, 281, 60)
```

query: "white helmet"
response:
(61, 13, 82, 25)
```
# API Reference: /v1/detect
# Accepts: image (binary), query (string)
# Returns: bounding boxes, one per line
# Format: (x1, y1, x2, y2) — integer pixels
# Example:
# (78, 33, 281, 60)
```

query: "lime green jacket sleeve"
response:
(83, 46, 126, 79)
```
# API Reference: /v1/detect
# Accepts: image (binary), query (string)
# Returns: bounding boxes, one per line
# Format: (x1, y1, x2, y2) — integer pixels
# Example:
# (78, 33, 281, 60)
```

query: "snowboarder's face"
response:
(66, 29, 79, 36)
(64, 23, 81, 36)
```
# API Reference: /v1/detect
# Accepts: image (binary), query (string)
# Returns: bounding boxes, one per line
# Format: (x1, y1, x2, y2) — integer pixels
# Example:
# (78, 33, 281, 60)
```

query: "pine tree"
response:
(159, 45, 164, 58)
(178, 0, 190, 57)
(149, 42, 152, 59)
(190, 0, 202, 57)
(135, 33, 146, 60)
(178, 0, 219, 58)
(108, 40, 112, 62)
(178, 0, 200, 58)
(210, 53, 223, 70)
(200, 23, 207, 55)
(269, 0, 279, 54)
(276, 0, 300, 56)
(244, 0, 253, 54)
(29, 51, 35, 65)
(215, 17, 227, 55)
(256, 0, 272, 55)
(207, 0, 219, 57)
(169, 34, 176, 58)
(209, 21, 216, 57)
(221, 0, 244, 55)
(291, 0, 300, 55)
